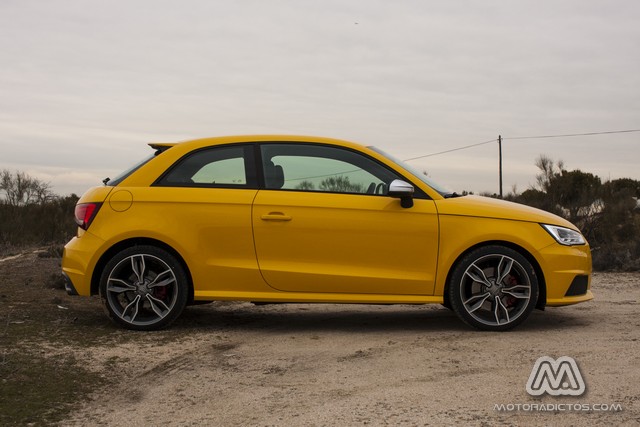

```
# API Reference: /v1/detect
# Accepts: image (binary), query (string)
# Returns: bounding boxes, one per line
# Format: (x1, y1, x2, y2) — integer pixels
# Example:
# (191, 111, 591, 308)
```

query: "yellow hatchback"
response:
(62, 135, 592, 331)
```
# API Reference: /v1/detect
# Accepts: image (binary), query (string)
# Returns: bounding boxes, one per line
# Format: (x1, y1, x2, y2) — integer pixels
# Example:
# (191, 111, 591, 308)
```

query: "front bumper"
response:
(538, 242, 593, 306)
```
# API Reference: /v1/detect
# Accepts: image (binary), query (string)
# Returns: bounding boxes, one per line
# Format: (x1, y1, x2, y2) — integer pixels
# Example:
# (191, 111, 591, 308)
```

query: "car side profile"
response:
(62, 135, 593, 331)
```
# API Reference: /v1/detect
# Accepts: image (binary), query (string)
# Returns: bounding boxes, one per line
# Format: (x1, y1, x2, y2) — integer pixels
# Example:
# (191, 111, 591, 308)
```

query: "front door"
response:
(252, 143, 439, 295)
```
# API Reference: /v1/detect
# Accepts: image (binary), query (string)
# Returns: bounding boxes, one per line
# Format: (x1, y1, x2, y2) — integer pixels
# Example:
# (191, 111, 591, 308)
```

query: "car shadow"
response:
(521, 306, 595, 331)
(168, 302, 593, 334)
(64, 299, 595, 335)
(172, 303, 465, 333)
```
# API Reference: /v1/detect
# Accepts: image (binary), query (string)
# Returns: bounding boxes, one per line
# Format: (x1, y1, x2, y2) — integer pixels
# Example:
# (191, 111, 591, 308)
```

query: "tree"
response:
(319, 176, 363, 193)
(527, 156, 601, 223)
(0, 169, 54, 206)
(295, 180, 316, 191)
(551, 169, 602, 224)
(513, 156, 640, 271)
(593, 178, 640, 270)
(534, 155, 564, 193)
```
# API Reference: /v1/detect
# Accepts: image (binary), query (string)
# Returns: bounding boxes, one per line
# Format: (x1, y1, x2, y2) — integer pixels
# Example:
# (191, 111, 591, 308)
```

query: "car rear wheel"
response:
(99, 245, 188, 331)
(449, 245, 538, 331)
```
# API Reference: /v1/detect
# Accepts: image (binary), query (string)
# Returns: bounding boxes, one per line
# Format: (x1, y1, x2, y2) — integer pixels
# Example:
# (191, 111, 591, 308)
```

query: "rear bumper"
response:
(61, 271, 79, 296)
(62, 232, 105, 296)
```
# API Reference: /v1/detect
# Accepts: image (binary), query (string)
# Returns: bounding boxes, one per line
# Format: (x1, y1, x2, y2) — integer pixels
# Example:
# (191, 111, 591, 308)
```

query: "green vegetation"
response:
(0, 249, 112, 426)
(295, 175, 365, 193)
(0, 352, 104, 426)
(0, 170, 78, 254)
(505, 155, 640, 271)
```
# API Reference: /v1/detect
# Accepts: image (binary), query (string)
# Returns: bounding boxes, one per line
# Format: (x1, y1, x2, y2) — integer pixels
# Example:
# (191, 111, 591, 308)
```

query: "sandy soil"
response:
(2, 252, 639, 426)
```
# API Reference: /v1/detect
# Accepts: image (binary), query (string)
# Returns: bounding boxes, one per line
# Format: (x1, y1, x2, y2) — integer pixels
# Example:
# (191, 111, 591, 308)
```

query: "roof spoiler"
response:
(148, 142, 176, 150)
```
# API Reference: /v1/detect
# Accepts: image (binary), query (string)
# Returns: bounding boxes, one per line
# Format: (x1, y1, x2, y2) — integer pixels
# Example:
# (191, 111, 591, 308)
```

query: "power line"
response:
(504, 129, 640, 140)
(403, 138, 497, 161)
(403, 128, 640, 161)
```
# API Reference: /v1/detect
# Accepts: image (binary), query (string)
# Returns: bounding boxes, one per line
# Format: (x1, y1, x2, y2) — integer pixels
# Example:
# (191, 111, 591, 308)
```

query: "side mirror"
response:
(388, 179, 414, 208)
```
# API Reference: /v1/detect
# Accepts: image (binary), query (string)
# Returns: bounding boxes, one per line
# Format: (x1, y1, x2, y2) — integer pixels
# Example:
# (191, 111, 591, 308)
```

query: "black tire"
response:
(448, 245, 538, 331)
(99, 245, 189, 331)
(441, 293, 452, 310)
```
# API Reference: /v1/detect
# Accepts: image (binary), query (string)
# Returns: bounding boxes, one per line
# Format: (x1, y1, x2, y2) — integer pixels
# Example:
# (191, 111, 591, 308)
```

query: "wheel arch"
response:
(442, 240, 546, 310)
(90, 237, 195, 304)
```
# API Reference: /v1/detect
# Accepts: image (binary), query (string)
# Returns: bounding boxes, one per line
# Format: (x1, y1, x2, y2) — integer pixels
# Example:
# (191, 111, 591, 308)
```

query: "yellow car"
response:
(62, 135, 592, 331)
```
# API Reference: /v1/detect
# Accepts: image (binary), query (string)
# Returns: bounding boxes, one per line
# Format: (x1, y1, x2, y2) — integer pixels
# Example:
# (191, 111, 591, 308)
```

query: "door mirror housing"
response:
(388, 179, 414, 208)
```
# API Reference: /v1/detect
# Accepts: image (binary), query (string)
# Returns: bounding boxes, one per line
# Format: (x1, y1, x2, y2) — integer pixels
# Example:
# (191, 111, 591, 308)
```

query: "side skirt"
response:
(194, 290, 444, 305)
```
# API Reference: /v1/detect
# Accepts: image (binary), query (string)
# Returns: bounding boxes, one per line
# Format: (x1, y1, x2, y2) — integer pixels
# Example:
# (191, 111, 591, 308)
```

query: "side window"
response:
(156, 145, 255, 187)
(260, 144, 401, 195)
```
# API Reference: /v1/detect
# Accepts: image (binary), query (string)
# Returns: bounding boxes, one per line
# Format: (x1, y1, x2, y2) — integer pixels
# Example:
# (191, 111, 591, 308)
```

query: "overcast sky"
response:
(1, 0, 639, 196)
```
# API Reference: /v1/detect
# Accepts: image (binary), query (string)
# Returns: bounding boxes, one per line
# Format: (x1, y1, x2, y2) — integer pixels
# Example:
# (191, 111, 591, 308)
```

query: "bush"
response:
(0, 195, 79, 250)
(510, 156, 640, 271)
(0, 170, 79, 252)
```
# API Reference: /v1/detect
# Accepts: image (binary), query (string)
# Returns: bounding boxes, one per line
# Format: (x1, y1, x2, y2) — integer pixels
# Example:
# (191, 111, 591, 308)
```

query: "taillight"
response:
(74, 203, 102, 230)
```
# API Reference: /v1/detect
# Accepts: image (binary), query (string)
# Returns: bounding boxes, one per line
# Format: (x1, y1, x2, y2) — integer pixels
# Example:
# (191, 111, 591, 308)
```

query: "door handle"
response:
(261, 212, 292, 221)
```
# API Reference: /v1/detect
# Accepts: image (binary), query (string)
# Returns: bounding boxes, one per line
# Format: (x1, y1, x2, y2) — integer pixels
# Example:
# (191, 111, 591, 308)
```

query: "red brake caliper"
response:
(504, 275, 518, 307)
(153, 285, 168, 301)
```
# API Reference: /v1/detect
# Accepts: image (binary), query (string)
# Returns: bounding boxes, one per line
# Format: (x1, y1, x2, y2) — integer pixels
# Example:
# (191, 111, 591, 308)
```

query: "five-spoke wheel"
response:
(99, 246, 188, 330)
(449, 245, 538, 331)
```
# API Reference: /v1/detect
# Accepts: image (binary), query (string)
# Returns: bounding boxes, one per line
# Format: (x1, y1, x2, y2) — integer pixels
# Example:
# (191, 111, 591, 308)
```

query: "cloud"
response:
(0, 0, 638, 196)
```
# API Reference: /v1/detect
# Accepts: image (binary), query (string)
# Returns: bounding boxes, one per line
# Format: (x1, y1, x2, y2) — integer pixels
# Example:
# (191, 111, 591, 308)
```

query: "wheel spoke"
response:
(494, 296, 510, 325)
(147, 269, 175, 289)
(496, 256, 514, 285)
(464, 292, 491, 313)
(131, 255, 146, 283)
(146, 294, 170, 319)
(465, 263, 492, 287)
(121, 294, 141, 322)
(502, 285, 530, 299)
(107, 278, 136, 293)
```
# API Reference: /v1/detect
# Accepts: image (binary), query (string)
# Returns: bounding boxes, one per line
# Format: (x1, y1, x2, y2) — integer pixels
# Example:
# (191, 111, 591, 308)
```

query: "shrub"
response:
(511, 156, 640, 271)
(0, 170, 79, 251)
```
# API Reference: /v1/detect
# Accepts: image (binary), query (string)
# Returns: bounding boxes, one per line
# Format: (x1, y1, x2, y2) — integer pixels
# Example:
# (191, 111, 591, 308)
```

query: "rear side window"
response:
(155, 145, 257, 188)
(107, 147, 169, 186)
(106, 155, 154, 186)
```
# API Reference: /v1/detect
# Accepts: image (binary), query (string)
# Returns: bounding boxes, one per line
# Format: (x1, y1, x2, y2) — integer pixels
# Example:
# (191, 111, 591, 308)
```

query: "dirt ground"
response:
(0, 251, 639, 426)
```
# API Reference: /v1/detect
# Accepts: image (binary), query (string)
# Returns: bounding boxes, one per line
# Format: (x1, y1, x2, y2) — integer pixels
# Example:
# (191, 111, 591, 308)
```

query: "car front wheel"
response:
(99, 245, 188, 330)
(449, 245, 539, 331)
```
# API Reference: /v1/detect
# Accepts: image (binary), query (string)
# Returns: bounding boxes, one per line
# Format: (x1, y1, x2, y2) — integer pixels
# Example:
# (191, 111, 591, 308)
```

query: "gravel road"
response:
(57, 272, 639, 426)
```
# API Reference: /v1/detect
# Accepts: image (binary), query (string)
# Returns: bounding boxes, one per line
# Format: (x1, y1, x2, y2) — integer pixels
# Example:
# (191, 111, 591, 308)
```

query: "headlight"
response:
(541, 224, 586, 246)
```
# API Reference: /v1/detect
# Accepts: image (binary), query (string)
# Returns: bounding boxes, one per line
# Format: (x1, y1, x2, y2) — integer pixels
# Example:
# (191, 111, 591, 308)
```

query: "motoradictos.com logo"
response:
(526, 356, 585, 396)
(494, 403, 623, 412)
(494, 356, 623, 413)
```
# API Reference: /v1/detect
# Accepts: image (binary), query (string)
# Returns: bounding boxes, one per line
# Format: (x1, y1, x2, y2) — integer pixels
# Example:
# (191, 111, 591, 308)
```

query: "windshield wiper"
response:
(444, 192, 462, 199)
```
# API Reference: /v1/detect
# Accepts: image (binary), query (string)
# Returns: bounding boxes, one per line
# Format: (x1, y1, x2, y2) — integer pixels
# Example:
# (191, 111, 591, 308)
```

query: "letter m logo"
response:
(526, 356, 586, 396)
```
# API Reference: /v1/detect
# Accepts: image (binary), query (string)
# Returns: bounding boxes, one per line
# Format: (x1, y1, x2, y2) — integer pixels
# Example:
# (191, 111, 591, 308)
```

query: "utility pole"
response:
(498, 135, 503, 198)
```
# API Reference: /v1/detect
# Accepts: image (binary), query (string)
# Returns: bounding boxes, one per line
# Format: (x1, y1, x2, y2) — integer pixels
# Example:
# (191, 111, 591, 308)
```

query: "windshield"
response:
(369, 146, 453, 196)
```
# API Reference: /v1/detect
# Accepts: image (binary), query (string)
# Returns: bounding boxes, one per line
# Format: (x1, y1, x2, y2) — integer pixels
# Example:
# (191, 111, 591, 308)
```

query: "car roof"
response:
(149, 135, 368, 152)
